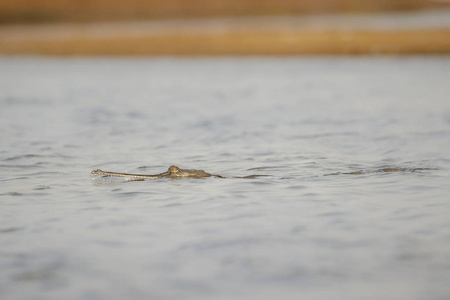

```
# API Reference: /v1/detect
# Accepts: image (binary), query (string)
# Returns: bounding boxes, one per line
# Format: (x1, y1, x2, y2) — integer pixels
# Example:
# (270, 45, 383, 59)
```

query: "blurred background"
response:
(0, 0, 447, 23)
(0, 0, 450, 55)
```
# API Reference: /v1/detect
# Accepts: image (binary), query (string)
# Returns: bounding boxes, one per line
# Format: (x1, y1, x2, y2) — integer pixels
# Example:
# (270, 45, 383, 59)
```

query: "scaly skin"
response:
(326, 167, 432, 176)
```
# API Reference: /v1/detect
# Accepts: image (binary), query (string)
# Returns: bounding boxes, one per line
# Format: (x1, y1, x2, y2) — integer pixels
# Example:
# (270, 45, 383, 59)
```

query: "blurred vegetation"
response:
(0, 0, 445, 24)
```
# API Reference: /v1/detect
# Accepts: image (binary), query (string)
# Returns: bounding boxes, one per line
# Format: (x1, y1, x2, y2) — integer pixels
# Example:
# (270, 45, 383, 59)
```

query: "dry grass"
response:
(1, 29, 449, 55)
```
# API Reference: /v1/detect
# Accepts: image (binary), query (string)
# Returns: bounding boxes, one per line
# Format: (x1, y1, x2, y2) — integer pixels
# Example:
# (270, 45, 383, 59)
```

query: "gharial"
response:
(91, 165, 433, 181)
(91, 165, 267, 180)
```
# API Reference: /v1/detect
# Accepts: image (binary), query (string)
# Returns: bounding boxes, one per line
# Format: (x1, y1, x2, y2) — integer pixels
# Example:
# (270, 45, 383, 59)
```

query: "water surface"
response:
(1, 57, 450, 300)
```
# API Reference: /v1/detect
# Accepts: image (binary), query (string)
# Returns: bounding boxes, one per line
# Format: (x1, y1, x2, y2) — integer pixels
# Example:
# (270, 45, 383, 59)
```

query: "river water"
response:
(1, 56, 450, 300)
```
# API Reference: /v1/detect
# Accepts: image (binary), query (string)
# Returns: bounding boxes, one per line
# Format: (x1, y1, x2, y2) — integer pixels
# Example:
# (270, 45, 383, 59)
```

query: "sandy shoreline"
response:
(1, 29, 449, 56)
(1, 11, 450, 55)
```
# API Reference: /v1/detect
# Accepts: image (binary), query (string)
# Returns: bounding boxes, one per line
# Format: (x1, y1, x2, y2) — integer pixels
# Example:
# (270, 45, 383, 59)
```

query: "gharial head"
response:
(169, 165, 180, 174)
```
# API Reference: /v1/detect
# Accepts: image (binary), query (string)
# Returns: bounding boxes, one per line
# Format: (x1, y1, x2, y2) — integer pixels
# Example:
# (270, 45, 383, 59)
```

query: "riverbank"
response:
(1, 29, 449, 56)
(1, 11, 449, 55)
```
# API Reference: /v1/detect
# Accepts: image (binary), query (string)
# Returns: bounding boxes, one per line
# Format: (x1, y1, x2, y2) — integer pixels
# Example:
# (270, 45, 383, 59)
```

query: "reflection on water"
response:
(1, 57, 450, 300)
